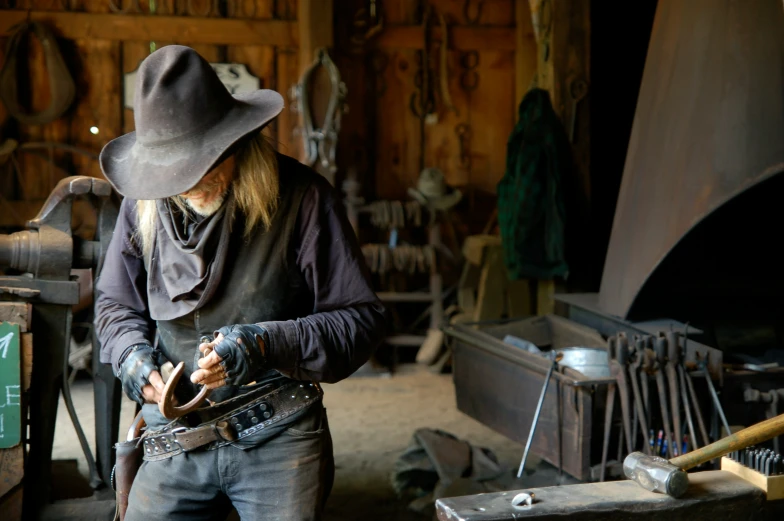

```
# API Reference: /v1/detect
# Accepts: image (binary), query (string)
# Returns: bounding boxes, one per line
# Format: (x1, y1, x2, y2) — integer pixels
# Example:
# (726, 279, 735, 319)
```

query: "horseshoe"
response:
(158, 362, 211, 419)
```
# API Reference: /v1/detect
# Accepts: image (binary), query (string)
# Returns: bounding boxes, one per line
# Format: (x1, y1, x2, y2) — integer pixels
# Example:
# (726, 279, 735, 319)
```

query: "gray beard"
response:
(184, 192, 226, 217)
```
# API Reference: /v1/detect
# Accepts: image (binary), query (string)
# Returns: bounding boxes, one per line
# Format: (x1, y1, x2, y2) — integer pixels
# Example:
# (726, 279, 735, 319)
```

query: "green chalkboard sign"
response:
(0, 322, 21, 448)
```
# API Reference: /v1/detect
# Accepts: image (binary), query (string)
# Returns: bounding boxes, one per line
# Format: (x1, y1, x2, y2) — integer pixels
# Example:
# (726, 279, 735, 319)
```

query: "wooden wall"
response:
(0, 1, 590, 247)
(333, 0, 533, 225)
(0, 0, 300, 229)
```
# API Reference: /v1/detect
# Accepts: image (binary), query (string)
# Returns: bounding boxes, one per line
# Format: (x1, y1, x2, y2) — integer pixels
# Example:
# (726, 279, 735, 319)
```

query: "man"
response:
(94, 45, 387, 520)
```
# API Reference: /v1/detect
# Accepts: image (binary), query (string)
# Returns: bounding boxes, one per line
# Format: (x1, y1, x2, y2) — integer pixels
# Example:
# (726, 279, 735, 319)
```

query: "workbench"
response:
(435, 471, 784, 520)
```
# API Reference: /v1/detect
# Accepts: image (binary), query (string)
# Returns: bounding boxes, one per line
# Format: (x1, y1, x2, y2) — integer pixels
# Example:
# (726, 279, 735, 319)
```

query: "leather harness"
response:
(0, 22, 76, 125)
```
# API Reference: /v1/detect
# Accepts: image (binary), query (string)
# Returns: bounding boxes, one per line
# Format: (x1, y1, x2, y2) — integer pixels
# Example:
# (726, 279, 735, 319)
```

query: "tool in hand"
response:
(624, 412, 784, 497)
(158, 335, 213, 419)
(517, 349, 563, 478)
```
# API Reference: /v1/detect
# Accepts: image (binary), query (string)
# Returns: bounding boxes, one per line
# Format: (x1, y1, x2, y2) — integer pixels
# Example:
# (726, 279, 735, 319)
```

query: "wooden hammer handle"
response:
(671, 412, 784, 470)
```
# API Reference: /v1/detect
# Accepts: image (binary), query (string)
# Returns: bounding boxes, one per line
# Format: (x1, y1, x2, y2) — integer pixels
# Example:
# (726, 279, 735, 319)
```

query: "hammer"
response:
(624, 412, 784, 497)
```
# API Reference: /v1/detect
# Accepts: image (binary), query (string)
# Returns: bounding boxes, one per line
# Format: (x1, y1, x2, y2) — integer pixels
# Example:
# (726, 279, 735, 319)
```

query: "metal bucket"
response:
(557, 347, 610, 378)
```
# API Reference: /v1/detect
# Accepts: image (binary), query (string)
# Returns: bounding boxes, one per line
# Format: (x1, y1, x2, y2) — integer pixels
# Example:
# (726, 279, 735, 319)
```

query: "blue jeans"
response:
(125, 404, 334, 521)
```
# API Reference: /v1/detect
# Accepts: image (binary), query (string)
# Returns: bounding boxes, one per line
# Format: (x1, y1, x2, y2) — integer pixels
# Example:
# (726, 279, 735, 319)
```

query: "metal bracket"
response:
(289, 48, 347, 186)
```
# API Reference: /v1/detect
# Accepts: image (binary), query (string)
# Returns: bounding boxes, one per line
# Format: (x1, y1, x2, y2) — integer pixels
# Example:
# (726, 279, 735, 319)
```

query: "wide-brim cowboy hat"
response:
(407, 167, 463, 210)
(99, 45, 283, 200)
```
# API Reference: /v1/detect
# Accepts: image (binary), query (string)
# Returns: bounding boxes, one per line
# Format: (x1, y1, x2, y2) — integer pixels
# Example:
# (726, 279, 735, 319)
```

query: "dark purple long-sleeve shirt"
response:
(94, 174, 387, 384)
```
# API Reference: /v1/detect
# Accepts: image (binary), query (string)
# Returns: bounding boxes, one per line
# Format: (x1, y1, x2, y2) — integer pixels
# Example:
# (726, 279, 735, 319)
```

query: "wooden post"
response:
(297, 0, 334, 77)
(515, 0, 537, 106)
(517, 0, 591, 315)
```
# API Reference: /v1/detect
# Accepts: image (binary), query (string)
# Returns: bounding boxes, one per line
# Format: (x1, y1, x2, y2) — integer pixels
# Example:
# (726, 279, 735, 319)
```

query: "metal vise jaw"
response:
(0, 175, 117, 280)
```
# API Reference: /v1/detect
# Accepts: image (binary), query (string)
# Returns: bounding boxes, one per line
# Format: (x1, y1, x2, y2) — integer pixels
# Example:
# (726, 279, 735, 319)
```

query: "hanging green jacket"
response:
(497, 88, 571, 280)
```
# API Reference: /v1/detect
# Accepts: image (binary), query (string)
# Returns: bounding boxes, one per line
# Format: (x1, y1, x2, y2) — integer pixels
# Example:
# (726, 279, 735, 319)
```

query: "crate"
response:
(445, 314, 614, 481)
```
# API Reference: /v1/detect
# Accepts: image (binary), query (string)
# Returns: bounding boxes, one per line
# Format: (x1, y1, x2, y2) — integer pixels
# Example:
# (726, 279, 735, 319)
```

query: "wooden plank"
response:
(0, 304, 31, 332)
(20, 333, 31, 393)
(275, 47, 302, 159)
(375, 25, 518, 51)
(428, 0, 514, 25)
(227, 1, 277, 144)
(0, 10, 298, 47)
(465, 50, 515, 194)
(537, 279, 555, 315)
(0, 485, 23, 521)
(297, 0, 333, 75)
(374, 48, 422, 199)
(70, 39, 121, 181)
(422, 46, 467, 189)
(13, 3, 73, 201)
(0, 447, 23, 499)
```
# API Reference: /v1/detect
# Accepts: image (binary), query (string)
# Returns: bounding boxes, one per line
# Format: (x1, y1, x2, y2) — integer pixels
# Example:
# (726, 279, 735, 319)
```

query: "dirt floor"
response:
(53, 363, 573, 520)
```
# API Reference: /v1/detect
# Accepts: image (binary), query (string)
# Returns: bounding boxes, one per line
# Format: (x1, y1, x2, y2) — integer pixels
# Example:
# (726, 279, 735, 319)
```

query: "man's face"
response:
(179, 155, 235, 217)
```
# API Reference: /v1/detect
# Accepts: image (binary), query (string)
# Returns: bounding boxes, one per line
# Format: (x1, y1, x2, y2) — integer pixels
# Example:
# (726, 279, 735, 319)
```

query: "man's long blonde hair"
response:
(134, 132, 279, 259)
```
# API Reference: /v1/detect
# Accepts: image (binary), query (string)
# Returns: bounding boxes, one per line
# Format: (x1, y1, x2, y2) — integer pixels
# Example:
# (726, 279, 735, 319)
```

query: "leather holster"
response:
(113, 411, 146, 521)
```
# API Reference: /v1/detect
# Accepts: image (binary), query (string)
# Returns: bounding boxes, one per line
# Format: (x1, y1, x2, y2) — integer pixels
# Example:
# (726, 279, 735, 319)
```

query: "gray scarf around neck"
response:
(147, 194, 234, 320)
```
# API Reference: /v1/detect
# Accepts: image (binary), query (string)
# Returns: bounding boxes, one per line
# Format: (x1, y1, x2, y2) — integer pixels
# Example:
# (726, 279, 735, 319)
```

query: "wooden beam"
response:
(0, 10, 298, 47)
(297, 0, 333, 74)
(515, 0, 537, 105)
(375, 25, 518, 51)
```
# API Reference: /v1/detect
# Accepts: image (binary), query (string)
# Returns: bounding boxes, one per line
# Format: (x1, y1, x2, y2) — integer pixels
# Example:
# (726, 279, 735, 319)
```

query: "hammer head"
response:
(623, 452, 689, 498)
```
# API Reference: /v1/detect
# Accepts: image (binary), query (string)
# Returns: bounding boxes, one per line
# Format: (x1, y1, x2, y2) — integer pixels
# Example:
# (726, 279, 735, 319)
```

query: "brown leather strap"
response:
(0, 22, 76, 125)
(174, 421, 236, 450)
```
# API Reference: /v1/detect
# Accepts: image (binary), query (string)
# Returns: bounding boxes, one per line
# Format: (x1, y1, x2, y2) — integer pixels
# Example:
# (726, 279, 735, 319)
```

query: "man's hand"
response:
(120, 345, 164, 405)
(190, 324, 268, 389)
(141, 370, 165, 403)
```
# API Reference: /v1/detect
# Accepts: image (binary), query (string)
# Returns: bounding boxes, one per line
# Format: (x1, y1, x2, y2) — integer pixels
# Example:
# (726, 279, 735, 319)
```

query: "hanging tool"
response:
(628, 336, 651, 454)
(455, 123, 472, 169)
(517, 350, 563, 478)
(410, 5, 437, 124)
(459, 51, 480, 93)
(463, 0, 484, 25)
(612, 333, 634, 454)
(437, 11, 458, 116)
(683, 359, 711, 448)
(624, 412, 784, 498)
(567, 78, 589, 143)
(351, 0, 384, 50)
(665, 331, 683, 455)
(599, 337, 617, 482)
(696, 354, 731, 438)
(678, 362, 699, 452)
(653, 334, 675, 458)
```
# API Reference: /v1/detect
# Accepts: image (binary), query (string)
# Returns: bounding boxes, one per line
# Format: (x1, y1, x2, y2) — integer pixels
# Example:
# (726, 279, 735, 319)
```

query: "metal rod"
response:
(701, 369, 731, 438)
(517, 351, 558, 478)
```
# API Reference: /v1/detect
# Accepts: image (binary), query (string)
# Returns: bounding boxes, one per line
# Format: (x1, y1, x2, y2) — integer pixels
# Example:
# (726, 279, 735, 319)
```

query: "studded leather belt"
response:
(140, 380, 323, 461)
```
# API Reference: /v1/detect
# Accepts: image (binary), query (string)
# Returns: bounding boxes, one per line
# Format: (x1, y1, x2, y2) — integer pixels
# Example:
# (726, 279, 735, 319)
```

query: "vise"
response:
(0, 176, 121, 519)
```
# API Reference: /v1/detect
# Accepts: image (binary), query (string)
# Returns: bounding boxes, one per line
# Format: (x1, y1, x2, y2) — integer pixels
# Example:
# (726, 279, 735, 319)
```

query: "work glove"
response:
(202, 324, 268, 387)
(118, 344, 158, 406)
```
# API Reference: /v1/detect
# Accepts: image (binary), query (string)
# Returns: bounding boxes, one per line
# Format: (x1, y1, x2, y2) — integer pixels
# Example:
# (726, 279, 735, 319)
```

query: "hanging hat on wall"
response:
(99, 45, 283, 200)
(407, 167, 462, 210)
